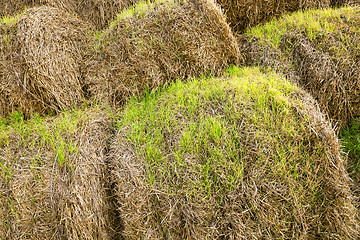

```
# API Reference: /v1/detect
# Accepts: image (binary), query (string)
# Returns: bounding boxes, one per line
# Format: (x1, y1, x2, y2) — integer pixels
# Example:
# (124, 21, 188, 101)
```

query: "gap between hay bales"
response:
(109, 66, 359, 239)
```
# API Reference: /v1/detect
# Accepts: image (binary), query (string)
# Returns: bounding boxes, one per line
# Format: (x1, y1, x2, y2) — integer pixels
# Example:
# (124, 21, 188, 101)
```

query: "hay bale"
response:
(244, 6, 360, 126)
(215, 0, 332, 33)
(110, 66, 359, 239)
(0, 108, 118, 239)
(0, 6, 89, 116)
(85, 0, 240, 105)
(0, 0, 30, 17)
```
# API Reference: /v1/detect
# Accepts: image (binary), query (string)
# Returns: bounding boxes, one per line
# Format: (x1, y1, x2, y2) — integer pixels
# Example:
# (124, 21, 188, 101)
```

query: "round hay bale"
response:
(110, 67, 359, 239)
(244, 6, 360, 126)
(215, 0, 331, 33)
(0, 6, 89, 116)
(0, 108, 118, 239)
(85, 0, 240, 105)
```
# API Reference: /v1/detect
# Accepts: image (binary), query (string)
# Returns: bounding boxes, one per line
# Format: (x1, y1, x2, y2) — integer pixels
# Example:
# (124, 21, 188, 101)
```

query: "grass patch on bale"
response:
(85, 0, 240, 106)
(242, 6, 360, 127)
(0, 106, 118, 239)
(110, 66, 359, 239)
(0, 6, 90, 117)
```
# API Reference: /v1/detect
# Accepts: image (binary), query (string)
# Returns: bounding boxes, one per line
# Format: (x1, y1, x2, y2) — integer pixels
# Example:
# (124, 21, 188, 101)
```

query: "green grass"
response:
(0, 12, 22, 25)
(92, 0, 175, 40)
(0, 109, 82, 180)
(247, 7, 359, 48)
(0, 104, 114, 185)
(340, 118, 360, 181)
(117, 66, 321, 199)
(116, 0, 173, 20)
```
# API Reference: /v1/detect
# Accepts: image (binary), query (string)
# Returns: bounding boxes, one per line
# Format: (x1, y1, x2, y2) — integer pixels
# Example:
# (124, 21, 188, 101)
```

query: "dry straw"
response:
(85, 0, 241, 105)
(283, 33, 360, 126)
(109, 68, 359, 239)
(0, 6, 89, 116)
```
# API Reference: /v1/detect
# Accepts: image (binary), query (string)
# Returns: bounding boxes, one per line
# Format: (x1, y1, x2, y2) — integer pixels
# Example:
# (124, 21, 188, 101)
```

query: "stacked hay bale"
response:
(110, 67, 359, 239)
(0, 108, 117, 239)
(85, 0, 240, 105)
(0, 6, 89, 116)
(243, 6, 360, 127)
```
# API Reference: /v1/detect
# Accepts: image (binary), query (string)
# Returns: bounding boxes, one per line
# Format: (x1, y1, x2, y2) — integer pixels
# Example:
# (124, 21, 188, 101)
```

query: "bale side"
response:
(0, 0, 76, 18)
(0, 20, 21, 116)
(85, 0, 240, 105)
(0, 6, 89, 116)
